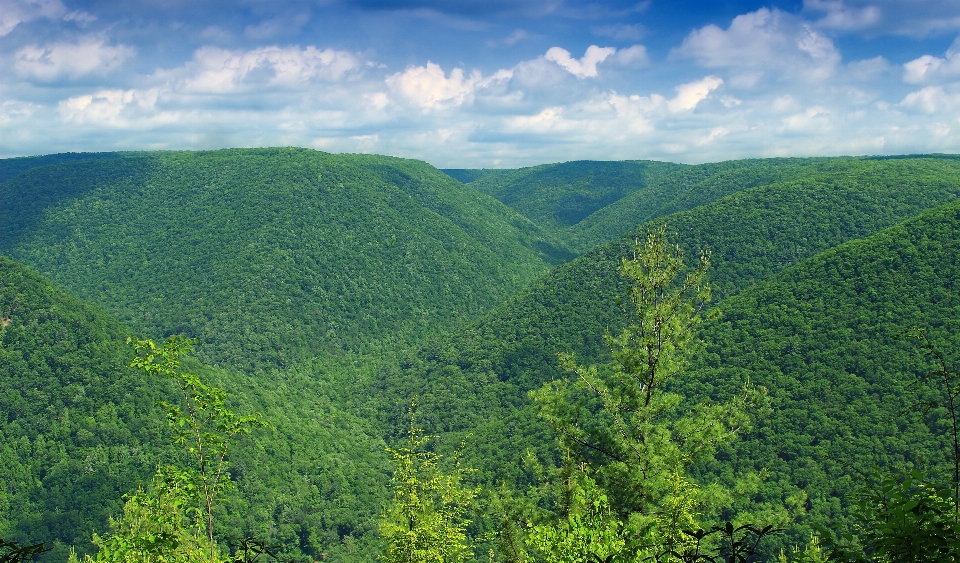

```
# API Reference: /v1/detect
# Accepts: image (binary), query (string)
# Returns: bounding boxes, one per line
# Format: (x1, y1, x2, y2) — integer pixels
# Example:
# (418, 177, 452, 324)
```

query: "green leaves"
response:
(380, 411, 479, 563)
(127, 336, 270, 562)
(528, 223, 771, 560)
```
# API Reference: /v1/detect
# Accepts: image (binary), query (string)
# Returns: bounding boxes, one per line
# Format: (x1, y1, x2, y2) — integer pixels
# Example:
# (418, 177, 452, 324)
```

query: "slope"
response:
(378, 156, 960, 438)
(451, 160, 682, 241)
(684, 198, 960, 543)
(0, 256, 166, 561)
(0, 256, 392, 563)
(456, 156, 960, 254)
(0, 148, 568, 370)
(369, 160, 960, 497)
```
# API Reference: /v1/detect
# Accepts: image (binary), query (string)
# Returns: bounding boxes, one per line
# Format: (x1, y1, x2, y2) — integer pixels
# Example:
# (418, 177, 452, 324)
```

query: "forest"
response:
(1, 148, 959, 562)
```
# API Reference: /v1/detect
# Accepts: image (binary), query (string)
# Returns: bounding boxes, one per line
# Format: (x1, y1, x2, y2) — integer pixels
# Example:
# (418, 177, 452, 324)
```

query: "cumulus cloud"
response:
(177, 45, 363, 94)
(59, 88, 165, 127)
(805, 0, 881, 30)
(546, 45, 617, 78)
(668, 76, 723, 112)
(673, 8, 841, 83)
(901, 85, 960, 113)
(385, 62, 514, 110)
(610, 45, 649, 67)
(903, 37, 960, 84)
(0, 0, 65, 36)
(15, 37, 134, 80)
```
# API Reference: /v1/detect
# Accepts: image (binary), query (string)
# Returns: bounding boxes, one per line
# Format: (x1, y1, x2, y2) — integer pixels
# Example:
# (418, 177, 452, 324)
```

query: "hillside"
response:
(454, 156, 960, 253)
(0, 256, 173, 560)
(0, 256, 393, 563)
(445, 160, 682, 236)
(7, 150, 960, 562)
(0, 148, 569, 370)
(367, 163, 960, 547)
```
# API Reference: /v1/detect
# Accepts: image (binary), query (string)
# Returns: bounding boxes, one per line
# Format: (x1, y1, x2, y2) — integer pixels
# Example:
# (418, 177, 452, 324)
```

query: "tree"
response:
(820, 328, 960, 562)
(122, 336, 269, 563)
(380, 408, 479, 563)
(72, 469, 208, 563)
(530, 223, 769, 560)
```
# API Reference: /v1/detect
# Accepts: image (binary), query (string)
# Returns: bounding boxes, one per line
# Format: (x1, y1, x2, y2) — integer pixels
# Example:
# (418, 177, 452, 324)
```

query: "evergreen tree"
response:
(380, 410, 479, 563)
(530, 223, 770, 560)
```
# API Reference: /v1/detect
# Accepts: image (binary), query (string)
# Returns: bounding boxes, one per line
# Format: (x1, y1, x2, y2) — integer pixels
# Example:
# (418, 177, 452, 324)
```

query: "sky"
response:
(2, 0, 960, 167)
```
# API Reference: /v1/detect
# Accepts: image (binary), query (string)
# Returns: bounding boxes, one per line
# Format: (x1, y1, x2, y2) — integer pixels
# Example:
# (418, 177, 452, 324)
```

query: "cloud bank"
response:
(2, 0, 960, 166)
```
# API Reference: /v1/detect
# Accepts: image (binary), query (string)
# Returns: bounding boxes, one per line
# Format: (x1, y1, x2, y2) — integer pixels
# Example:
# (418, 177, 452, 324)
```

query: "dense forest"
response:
(2, 149, 960, 562)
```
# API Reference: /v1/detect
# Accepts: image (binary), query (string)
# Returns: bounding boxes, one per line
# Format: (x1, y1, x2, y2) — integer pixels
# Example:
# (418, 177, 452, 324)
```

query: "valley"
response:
(2, 149, 960, 561)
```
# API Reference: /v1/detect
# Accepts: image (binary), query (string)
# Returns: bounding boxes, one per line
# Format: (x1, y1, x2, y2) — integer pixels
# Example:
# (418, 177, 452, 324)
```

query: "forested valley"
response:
(2, 148, 960, 562)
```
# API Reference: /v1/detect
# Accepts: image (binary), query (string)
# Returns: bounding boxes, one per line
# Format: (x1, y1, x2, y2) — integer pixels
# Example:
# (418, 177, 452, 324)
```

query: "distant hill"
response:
(448, 160, 681, 240)
(453, 156, 960, 253)
(371, 164, 960, 547)
(0, 148, 570, 370)
(0, 152, 125, 183)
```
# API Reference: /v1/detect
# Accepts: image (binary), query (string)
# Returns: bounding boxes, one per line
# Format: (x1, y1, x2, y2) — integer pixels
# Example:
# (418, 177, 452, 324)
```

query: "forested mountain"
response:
(5, 150, 960, 562)
(444, 160, 682, 236)
(372, 161, 960, 549)
(453, 156, 960, 253)
(0, 256, 174, 560)
(0, 256, 392, 563)
(0, 148, 569, 370)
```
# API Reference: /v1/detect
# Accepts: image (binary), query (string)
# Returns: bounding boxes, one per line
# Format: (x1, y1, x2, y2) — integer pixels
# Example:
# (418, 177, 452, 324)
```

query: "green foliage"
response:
(0, 148, 564, 370)
(0, 256, 172, 560)
(523, 471, 629, 563)
(528, 225, 769, 561)
(373, 161, 960, 555)
(127, 336, 270, 560)
(74, 469, 210, 563)
(8, 152, 960, 563)
(380, 412, 479, 563)
(461, 160, 682, 235)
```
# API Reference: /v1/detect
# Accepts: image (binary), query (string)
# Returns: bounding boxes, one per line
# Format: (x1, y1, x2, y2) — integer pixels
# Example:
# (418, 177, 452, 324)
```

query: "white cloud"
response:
(387, 63, 480, 109)
(0, 0, 65, 36)
(178, 45, 363, 94)
(903, 37, 960, 84)
(901, 85, 960, 113)
(59, 88, 166, 127)
(673, 8, 841, 83)
(610, 45, 649, 67)
(782, 106, 832, 133)
(386, 62, 513, 110)
(668, 76, 723, 112)
(15, 37, 134, 80)
(805, 0, 881, 30)
(545, 45, 616, 78)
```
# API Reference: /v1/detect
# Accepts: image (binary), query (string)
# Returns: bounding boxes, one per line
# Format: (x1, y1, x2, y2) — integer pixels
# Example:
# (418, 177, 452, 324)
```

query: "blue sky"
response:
(2, 0, 960, 167)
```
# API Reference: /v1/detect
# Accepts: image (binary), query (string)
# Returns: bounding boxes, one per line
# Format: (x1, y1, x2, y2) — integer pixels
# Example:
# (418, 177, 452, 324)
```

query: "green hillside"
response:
(0, 152, 125, 183)
(0, 256, 393, 563)
(367, 161, 960, 548)
(0, 148, 569, 370)
(0, 256, 173, 560)
(682, 198, 960, 544)
(7, 150, 960, 562)
(456, 156, 960, 254)
(448, 160, 682, 236)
